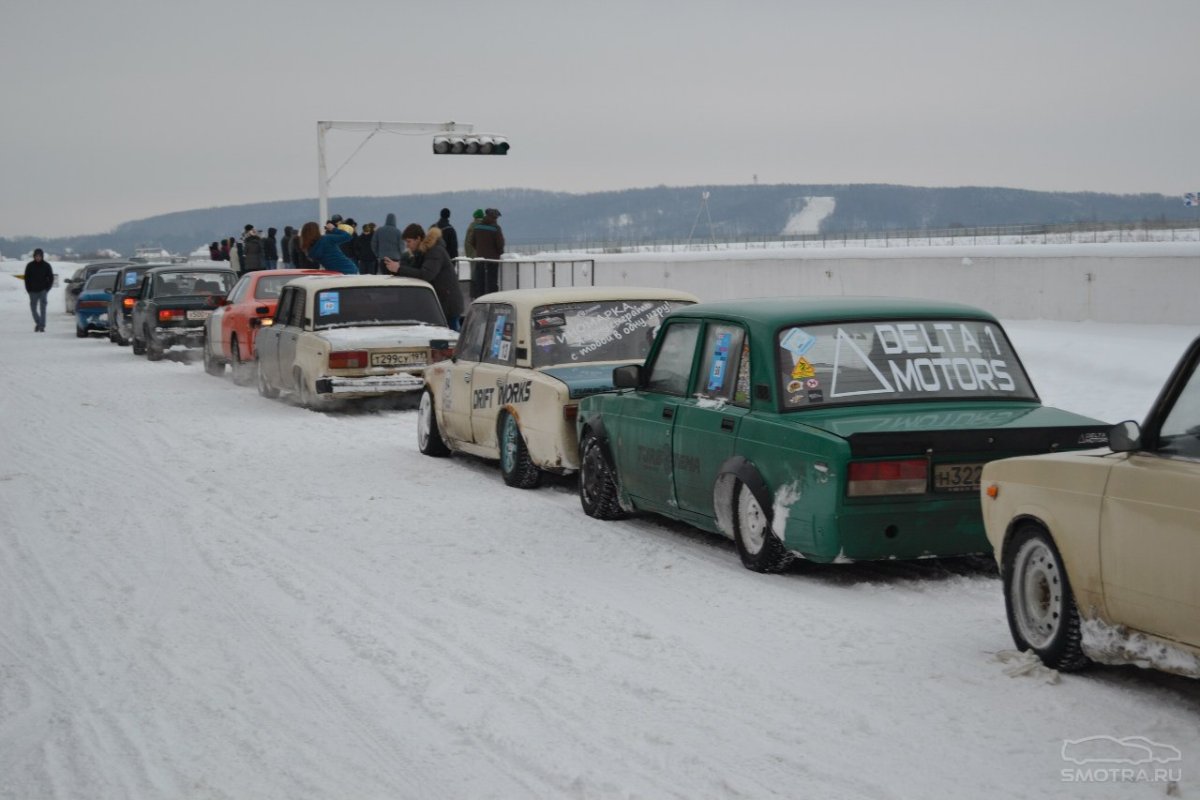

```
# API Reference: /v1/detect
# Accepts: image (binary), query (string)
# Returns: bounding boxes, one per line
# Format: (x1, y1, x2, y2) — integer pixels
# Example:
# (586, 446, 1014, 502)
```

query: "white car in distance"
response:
(255, 275, 458, 408)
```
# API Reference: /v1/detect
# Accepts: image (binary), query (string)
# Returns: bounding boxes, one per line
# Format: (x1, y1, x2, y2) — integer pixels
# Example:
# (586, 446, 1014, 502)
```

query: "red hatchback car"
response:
(203, 269, 337, 382)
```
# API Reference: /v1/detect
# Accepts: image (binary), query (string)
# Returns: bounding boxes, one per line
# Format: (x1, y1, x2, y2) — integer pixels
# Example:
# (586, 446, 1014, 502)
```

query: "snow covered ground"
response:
(1, 262, 1198, 799)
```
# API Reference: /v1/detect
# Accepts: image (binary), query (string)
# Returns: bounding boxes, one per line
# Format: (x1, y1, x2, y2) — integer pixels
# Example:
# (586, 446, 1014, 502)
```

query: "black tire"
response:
(579, 431, 625, 519)
(230, 337, 253, 386)
(107, 328, 117, 343)
(146, 331, 164, 362)
(296, 370, 322, 410)
(132, 331, 146, 355)
(733, 480, 793, 573)
(498, 411, 541, 488)
(203, 335, 225, 376)
(1002, 523, 1090, 671)
(256, 358, 279, 399)
(417, 388, 450, 456)
(75, 326, 88, 338)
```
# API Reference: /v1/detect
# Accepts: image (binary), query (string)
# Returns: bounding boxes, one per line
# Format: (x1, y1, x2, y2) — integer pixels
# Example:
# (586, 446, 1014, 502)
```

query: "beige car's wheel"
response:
(417, 389, 450, 456)
(1003, 523, 1090, 671)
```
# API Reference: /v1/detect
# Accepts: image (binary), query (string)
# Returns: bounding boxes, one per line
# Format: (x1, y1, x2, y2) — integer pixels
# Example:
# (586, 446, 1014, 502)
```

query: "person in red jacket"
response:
(23, 249, 55, 332)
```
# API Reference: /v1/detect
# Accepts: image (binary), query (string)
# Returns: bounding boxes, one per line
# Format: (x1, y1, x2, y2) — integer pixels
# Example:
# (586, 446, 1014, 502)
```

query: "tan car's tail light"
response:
(429, 340, 455, 363)
(329, 350, 368, 369)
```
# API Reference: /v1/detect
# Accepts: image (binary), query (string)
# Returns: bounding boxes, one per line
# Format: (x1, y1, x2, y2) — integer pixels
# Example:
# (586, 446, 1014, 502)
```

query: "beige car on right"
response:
(981, 335, 1200, 678)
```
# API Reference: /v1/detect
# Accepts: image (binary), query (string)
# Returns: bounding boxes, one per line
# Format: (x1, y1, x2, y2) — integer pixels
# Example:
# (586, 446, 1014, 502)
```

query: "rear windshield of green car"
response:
(529, 299, 692, 368)
(775, 319, 1037, 409)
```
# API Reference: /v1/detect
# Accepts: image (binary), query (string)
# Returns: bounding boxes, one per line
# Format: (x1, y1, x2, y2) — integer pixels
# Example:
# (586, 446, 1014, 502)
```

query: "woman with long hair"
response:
(303, 219, 358, 275)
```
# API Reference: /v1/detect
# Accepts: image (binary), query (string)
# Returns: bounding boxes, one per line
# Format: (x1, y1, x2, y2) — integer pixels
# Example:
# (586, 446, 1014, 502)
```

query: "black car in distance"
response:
(130, 265, 237, 361)
(107, 263, 155, 346)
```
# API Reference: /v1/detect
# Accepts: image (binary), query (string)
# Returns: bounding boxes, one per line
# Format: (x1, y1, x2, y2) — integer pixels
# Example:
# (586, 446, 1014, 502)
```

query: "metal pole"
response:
(317, 121, 331, 224)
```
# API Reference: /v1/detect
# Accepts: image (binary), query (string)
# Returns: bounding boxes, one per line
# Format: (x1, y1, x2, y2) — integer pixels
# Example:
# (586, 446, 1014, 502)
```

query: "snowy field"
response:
(1, 262, 1198, 799)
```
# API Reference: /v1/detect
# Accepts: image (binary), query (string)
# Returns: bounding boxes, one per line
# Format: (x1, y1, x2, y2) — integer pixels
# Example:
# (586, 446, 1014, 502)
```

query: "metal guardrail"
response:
(454, 257, 597, 290)
(507, 220, 1200, 256)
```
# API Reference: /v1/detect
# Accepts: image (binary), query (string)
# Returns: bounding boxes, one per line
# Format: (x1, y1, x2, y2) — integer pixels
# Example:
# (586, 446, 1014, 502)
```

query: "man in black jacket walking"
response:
(24, 248, 54, 332)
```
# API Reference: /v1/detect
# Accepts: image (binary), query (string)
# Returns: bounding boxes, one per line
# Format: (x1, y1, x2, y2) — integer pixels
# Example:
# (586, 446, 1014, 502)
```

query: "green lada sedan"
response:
(576, 297, 1110, 573)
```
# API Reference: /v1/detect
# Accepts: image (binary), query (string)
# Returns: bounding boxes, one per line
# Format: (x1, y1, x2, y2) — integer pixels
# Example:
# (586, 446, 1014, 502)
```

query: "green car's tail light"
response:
(847, 459, 928, 497)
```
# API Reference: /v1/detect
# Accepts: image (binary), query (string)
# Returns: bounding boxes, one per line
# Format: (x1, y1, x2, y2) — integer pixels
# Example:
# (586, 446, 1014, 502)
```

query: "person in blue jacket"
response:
(300, 217, 359, 275)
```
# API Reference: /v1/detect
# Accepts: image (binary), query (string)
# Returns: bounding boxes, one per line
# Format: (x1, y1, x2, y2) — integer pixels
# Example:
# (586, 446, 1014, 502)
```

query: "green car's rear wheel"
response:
(733, 481, 793, 573)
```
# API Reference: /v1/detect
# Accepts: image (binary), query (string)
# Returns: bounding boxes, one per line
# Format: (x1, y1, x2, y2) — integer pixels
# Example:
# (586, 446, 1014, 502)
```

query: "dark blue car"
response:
(75, 269, 120, 338)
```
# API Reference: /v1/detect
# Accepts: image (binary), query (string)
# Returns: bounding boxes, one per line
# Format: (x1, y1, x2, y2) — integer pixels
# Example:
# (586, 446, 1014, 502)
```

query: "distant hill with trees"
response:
(3, 183, 1194, 259)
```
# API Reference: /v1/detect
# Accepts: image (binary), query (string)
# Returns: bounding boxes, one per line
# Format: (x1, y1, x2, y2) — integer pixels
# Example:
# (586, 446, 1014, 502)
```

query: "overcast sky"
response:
(2, 0, 1196, 238)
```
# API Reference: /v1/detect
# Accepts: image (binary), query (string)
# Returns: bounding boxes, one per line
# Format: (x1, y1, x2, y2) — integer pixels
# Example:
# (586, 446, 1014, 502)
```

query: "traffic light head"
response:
(433, 135, 509, 155)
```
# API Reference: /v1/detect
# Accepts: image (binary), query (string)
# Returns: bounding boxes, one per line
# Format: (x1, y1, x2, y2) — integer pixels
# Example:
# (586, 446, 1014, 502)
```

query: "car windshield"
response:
(84, 272, 119, 292)
(1159, 356, 1200, 459)
(153, 271, 234, 297)
(775, 318, 1038, 409)
(313, 285, 445, 328)
(529, 299, 692, 368)
(253, 274, 307, 300)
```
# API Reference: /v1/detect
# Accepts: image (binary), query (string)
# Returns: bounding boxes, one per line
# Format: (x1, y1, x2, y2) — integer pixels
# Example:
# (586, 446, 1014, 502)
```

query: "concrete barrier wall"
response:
(541, 242, 1200, 324)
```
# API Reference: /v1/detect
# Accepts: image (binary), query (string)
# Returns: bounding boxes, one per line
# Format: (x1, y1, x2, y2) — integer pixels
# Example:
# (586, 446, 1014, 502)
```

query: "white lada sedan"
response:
(255, 275, 458, 408)
(417, 286, 698, 488)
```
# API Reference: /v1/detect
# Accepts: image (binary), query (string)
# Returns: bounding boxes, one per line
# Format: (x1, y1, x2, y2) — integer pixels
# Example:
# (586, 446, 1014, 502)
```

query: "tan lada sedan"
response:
(981, 336, 1200, 678)
(417, 287, 698, 488)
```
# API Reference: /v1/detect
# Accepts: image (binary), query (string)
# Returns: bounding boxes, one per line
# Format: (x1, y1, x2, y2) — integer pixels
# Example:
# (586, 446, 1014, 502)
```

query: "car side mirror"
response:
(1108, 420, 1141, 452)
(255, 306, 270, 315)
(613, 364, 643, 389)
